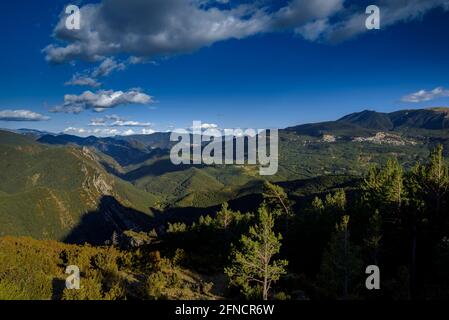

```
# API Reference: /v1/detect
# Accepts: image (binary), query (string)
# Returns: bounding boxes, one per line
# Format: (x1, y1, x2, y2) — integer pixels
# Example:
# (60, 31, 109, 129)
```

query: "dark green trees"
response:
(361, 145, 449, 299)
(318, 215, 362, 299)
(225, 206, 288, 300)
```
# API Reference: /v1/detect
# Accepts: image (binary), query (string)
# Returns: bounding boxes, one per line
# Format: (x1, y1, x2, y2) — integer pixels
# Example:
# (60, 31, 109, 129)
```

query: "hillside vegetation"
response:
(1, 108, 449, 300)
(0, 131, 158, 243)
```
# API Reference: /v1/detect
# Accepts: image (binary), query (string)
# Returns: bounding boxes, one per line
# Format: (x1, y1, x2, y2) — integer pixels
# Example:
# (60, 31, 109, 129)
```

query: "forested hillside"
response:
(1, 108, 449, 300)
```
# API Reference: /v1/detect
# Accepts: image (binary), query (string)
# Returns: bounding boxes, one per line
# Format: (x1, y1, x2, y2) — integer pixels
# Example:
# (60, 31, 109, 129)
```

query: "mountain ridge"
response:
(285, 107, 449, 136)
(1, 107, 448, 244)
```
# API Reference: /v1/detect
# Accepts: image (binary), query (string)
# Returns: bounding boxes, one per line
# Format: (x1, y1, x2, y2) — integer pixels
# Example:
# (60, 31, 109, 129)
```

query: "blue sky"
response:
(1, 0, 449, 136)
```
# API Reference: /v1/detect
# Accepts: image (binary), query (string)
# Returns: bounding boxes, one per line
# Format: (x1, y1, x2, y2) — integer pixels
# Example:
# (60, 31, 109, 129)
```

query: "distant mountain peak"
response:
(286, 107, 449, 136)
(428, 106, 449, 114)
(337, 109, 393, 131)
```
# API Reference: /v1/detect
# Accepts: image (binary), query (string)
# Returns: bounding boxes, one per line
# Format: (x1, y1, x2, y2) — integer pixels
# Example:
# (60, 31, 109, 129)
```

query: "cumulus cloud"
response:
(401, 87, 449, 103)
(43, 0, 271, 63)
(44, 0, 449, 63)
(51, 89, 153, 113)
(48, 0, 449, 67)
(0, 109, 50, 121)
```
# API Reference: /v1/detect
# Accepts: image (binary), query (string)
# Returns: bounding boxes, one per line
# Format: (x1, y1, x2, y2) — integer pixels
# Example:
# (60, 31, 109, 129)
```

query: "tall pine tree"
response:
(225, 206, 288, 300)
(318, 215, 362, 299)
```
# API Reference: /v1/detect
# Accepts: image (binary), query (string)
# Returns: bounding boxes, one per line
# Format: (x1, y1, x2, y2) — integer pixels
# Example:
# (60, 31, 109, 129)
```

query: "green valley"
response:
(1, 107, 449, 300)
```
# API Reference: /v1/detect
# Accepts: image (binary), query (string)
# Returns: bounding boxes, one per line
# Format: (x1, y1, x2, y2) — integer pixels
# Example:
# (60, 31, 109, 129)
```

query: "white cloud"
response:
(91, 57, 126, 77)
(142, 128, 155, 134)
(321, 0, 449, 43)
(188, 122, 220, 132)
(63, 127, 156, 137)
(200, 123, 219, 129)
(401, 87, 449, 103)
(51, 89, 153, 113)
(0, 109, 50, 121)
(89, 115, 152, 127)
(295, 19, 329, 41)
(122, 129, 136, 136)
(64, 127, 88, 134)
(89, 118, 107, 126)
(43, 0, 271, 63)
(63, 126, 121, 136)
(94, 128, 120, 135)
(128, 56, 157, 65)
(272, 0, 343, 30)
(43, 0, 449, 63)
(110, 120, 152, 127)
(65, 57, 128, 88)
(105, 114, 124, 121)
(65, 74, 101, 87)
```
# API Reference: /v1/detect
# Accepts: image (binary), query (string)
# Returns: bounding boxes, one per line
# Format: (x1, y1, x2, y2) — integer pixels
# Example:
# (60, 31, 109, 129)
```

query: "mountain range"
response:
(1, 107, 448, 244)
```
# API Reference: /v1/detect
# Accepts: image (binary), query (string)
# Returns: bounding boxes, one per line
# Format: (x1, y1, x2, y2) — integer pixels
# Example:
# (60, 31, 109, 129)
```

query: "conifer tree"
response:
(417, 145, 449, 217)
(404, 145, 449, 298)
(263, 181, 294, 233)
(325, 189, 346, 213)
(362, 158, 405, 216)
(215, 202, 233, 229)
(263, 182, 292, 216)
(225, 206, 288, 300)
(318, 215, 362, 299)
(364, 209, 382, 265)
(311, 196, 325, 213)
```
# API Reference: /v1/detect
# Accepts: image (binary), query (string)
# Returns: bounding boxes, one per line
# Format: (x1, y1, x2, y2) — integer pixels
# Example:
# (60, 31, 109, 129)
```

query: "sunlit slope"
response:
(0, 130, 158, 241)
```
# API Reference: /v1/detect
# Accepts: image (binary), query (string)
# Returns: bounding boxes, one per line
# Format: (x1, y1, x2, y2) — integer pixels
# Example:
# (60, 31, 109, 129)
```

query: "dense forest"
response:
(1, 145, 448, 300)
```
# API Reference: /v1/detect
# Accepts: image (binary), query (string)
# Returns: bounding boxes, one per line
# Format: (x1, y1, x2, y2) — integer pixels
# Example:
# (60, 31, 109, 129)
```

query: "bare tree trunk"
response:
(263, 251, 268, 300)
(263, 223, 269, 300)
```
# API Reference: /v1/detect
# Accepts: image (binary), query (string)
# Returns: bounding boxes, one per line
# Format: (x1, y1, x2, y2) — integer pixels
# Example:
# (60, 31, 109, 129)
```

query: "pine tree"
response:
(263, 181, 294, 233)
(225, 206, 288, 300)
(386, 159, 405, 210)
(362, 158, 405, 217)
(318, 215, 362, 299)
(263, 182, 292, 217)
(325, 189, 346, 213)
(364, 209, 382, 265)
(404, 145, 449, 298)
(215, 202, 233, 229)
(311, 196, 325, 213)
(421, 145, 448, 217)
